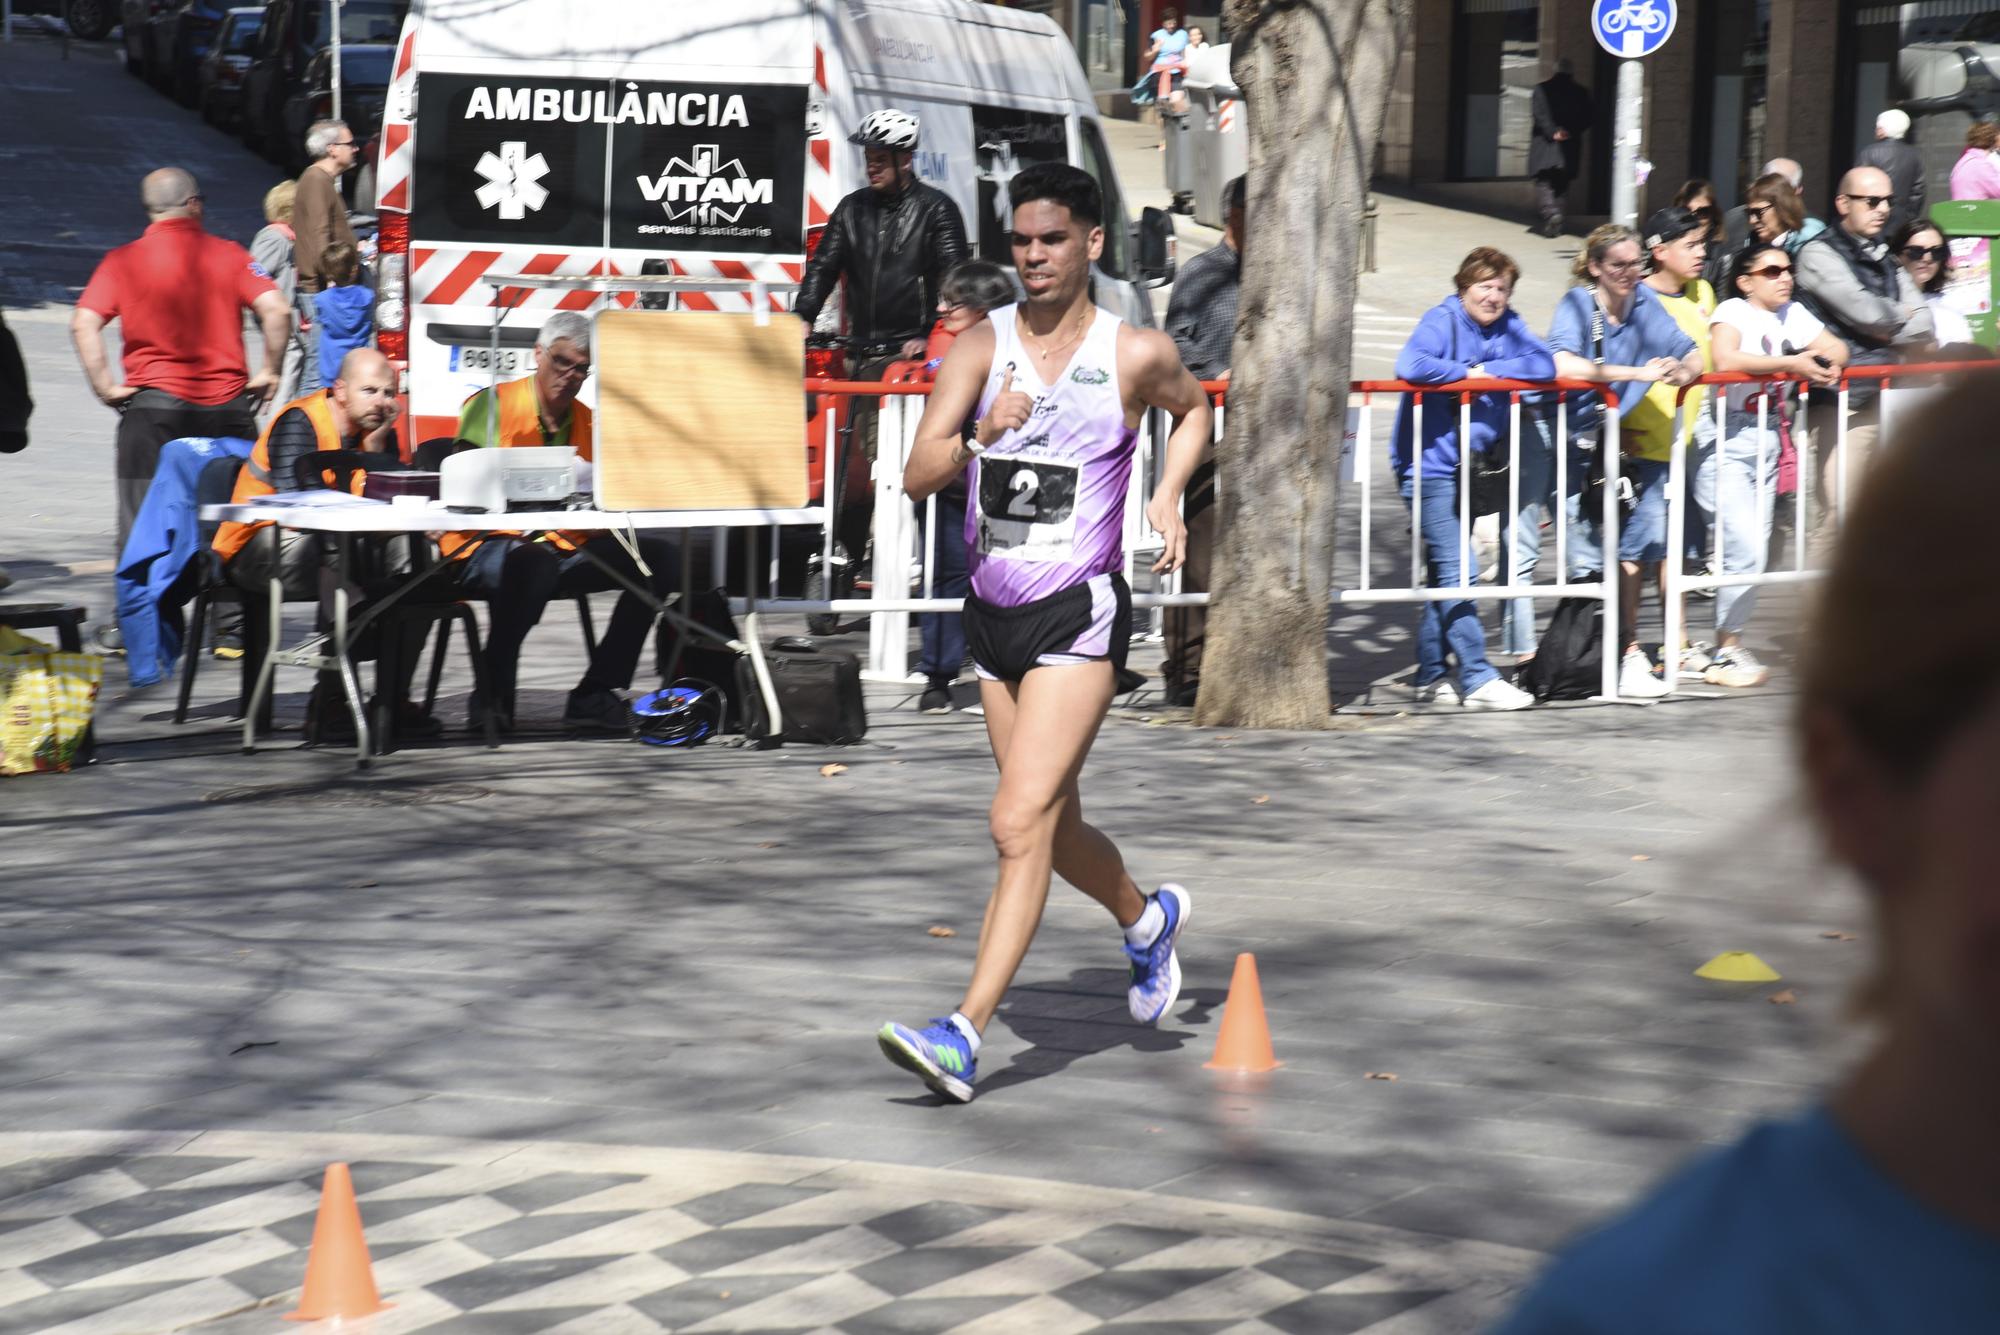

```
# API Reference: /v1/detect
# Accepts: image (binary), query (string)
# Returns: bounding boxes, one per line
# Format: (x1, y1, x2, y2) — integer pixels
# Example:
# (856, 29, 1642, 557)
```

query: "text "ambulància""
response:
(462, 84, 752, 128)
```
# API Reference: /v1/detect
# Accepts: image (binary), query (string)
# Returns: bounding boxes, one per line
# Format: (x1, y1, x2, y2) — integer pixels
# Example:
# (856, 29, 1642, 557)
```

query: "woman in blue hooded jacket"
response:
(1390, 248, 1553, 710)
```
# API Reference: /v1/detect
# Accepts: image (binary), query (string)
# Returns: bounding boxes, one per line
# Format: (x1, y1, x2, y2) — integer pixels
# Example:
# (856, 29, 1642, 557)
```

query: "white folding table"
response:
(200, 498, 826, 766)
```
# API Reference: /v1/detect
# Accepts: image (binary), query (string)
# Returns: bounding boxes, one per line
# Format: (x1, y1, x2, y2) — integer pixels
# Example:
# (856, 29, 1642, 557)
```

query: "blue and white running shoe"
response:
(1126, 883, 1192, 1024)
(877, 1017, 977, 1103)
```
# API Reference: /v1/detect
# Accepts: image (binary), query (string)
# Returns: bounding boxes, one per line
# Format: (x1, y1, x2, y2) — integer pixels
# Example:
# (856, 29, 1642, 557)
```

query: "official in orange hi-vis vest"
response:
(444, 312, 678, 735)
(213, 348, 433, 736)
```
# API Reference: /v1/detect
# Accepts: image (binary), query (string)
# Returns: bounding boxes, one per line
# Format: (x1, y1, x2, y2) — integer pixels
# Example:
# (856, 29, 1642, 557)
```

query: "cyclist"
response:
(796, 108, 971, 595)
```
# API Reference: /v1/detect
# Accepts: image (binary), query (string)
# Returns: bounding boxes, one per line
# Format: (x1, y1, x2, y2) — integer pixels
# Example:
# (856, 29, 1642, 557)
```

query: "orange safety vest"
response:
(443, 377, 594, 558)
(212, 390, 356, 561)
(484, 375, 594, 457)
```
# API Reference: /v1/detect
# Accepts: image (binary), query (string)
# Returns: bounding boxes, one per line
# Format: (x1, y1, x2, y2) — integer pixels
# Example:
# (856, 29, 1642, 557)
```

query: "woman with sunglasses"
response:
(1698, 244, 1847, 687)
(1892, 220, 1974, 349)
(1518, 225, 1700, 697)
(1742, 173, 1826, 256)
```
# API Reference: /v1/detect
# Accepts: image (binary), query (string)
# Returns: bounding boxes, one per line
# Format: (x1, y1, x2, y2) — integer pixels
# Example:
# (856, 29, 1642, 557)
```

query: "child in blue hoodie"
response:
(313, 241, 374, 388)
(1390, 248, 1554, 710)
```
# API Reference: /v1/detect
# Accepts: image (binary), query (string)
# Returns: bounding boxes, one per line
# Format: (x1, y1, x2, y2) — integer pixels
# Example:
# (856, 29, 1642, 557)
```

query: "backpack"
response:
(1518, 588, 1603, 701)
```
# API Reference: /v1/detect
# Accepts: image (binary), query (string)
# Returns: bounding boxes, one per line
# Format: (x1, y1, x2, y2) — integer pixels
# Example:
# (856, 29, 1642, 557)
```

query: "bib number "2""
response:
(977, 456, 1080, 560)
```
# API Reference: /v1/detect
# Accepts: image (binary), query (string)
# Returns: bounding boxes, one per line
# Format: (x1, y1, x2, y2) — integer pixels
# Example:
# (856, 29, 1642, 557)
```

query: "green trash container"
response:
(1931, 199, 2000, 349)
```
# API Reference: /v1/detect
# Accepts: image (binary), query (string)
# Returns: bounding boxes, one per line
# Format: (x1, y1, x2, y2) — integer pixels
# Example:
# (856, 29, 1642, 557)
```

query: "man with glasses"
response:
(294, 120, 361, 394)
(1794, 165, 1934, 524)
(72, 167, 290, 567)
(444, 312, 679, 734)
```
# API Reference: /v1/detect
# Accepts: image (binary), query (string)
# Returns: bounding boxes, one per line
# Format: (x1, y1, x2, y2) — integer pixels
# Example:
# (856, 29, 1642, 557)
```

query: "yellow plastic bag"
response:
(0, 626, 103, 776)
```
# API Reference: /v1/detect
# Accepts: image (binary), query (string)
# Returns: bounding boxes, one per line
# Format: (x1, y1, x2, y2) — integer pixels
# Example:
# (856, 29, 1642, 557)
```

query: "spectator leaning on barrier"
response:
(71, 168, 289, 567)
(914, 260, 1015, 715)
(250, 181, 304, 405)
(1540, 224, 1702, 700)
(1492, 373, 2000, 1335)
(1793, 165, 1934, 526)
(1855, 109, 1927, 236)
(1391, 247, 1551, 712)
(293, 119, 361, 396)
(1701, 243, 1847, 690)
(1634, 207, 1719, 673)
(1893, 219, 1975, 349)
(312, 241, 374, 390)
(444, 311, 677, 736)
(1159, 172, 1244, 708)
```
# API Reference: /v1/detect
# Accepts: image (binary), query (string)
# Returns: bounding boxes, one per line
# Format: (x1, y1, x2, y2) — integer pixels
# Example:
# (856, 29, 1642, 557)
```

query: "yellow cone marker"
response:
(1695, 951, 1782, 982)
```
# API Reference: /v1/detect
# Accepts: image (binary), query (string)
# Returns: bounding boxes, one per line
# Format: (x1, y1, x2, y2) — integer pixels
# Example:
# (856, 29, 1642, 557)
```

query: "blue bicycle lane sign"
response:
(1592, 0, 1677, 59)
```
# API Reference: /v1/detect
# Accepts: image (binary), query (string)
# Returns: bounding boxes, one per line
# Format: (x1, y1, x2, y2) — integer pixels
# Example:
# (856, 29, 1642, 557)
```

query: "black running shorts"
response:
(961, 572, 1131, 684)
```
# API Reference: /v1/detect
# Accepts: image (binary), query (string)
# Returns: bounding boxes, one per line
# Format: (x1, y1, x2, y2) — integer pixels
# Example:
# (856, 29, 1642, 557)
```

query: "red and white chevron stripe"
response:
(1218, 98, 1237, 134)
(408, 247, 641, 312)
(375, 23, 417, 214)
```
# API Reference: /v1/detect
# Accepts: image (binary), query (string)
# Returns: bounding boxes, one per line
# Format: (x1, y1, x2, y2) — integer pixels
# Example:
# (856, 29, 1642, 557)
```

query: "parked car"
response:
(147, 0, 241, 105)
(197, 6, 264, 126)
(280, 44, 391, 171)
(239, 0, 404, 160)
(118, 0, 174, 76)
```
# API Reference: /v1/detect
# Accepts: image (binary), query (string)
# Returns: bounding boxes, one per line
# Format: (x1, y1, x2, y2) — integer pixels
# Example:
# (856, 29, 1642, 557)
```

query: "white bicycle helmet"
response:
(849, 108, 921, 151)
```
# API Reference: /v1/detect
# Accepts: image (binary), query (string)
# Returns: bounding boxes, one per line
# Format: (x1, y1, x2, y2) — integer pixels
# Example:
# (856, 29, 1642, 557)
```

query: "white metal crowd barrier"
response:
(717, 363, 1997, 690)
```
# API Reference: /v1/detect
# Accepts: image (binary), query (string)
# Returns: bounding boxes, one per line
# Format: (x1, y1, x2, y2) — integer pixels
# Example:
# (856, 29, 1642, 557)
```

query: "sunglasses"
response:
(546, 353, 591, 377)
(1599, 259, 1645, 274)
(1901, 244, 1948, 262)
(1746, 264, 1793, 280)
(1745, 204, 1773, 219)
(1842, 193, 1894, 210)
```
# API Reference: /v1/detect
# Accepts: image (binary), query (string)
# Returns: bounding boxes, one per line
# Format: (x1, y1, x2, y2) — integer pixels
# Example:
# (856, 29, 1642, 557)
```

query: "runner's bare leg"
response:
(957, 662, 1144, 1030)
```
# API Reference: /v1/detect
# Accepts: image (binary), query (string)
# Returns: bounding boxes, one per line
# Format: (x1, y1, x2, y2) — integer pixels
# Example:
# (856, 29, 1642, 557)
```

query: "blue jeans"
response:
(1693, 428, 1779, 635)
(916, 490, 970, 680)
(1567, 455, 1670, 576)
(1405, 477, 1499, 695)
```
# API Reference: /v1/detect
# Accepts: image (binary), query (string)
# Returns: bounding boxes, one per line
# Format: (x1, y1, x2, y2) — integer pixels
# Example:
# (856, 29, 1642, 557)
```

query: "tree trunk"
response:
(1195, 0, 1411, 729)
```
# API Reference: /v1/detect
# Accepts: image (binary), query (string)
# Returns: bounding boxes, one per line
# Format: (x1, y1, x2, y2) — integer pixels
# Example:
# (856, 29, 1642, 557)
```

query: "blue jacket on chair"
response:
(115, 436, 253, 688)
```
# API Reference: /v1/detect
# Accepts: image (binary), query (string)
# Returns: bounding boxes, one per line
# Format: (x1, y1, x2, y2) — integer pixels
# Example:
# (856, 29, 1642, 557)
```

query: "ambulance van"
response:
(371, 0, 1174, 449)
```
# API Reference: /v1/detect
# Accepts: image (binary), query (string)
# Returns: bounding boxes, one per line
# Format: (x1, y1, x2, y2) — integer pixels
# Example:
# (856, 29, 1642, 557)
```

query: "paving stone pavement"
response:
(0, 1132, 1544, 1333)
(0, 32, 1874, 1335)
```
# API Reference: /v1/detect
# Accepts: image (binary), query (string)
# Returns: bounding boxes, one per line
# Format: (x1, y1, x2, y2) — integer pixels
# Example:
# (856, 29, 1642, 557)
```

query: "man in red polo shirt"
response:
(71, 167, 291, 559)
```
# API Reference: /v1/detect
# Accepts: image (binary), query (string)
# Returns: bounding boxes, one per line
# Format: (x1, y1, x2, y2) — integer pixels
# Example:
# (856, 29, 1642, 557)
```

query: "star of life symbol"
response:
(474, 141, 550, 220)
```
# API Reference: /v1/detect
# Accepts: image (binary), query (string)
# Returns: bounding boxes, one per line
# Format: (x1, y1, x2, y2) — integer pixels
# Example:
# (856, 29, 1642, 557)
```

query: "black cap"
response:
(1643, 206, 1706, 249)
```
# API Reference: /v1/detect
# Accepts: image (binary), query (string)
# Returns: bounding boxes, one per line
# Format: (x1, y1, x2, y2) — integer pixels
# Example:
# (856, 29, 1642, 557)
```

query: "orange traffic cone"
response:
(285, 1163, 391, 1322)
(1205, 952, 1281, 1072)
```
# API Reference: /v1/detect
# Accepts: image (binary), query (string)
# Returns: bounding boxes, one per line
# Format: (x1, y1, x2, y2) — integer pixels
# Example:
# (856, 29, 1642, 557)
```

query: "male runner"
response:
(878, 163, 1214, 1102)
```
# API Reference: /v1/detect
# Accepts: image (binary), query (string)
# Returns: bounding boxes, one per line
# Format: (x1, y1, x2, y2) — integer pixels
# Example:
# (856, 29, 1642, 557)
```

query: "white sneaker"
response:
(1619, 647, 1671, 699)
(1676, 641, 1715, 679)
(1412, 678, 1460, 706)
(1704, 645, 1770, 688)
(1462, 676, 1535, 711)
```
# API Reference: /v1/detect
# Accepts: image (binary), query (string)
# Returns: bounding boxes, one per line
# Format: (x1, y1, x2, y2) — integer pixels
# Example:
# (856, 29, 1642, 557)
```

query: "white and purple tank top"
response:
(967, 304, 1136, 608)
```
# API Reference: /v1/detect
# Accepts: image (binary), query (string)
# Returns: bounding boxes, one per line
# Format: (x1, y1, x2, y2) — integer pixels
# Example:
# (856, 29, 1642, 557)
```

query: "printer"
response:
(440, 446, 579, 513)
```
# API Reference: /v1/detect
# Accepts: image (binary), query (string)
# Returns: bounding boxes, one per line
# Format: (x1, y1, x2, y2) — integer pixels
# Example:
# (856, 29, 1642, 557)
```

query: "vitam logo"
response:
(636, 145, 774, 226)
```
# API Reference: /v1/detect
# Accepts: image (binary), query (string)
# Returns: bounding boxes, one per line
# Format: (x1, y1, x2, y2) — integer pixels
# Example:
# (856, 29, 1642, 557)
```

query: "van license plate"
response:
(450, 345, 534, 375)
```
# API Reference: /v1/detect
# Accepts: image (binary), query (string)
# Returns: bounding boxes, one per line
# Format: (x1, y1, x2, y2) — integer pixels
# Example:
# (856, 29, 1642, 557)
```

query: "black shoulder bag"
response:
(1576, 291, 1635, 521)
(1453, 313, 1512, 518)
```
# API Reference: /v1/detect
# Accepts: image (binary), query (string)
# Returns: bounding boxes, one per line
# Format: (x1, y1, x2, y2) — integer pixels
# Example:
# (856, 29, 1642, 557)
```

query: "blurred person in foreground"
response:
(1492, 373, 2000, 1332)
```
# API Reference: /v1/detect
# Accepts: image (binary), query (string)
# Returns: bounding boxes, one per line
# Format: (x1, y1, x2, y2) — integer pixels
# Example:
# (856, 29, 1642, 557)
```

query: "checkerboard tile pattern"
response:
(0, 1136, 1538, 1332)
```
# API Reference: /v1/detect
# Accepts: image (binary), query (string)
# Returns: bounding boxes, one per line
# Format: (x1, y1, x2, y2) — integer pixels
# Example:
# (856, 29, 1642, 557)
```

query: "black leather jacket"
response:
(796, 179, 970, 351)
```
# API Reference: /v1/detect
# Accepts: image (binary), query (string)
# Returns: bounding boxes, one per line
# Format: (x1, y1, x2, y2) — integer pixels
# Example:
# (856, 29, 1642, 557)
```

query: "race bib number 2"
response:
(976, 455, 1081, 561)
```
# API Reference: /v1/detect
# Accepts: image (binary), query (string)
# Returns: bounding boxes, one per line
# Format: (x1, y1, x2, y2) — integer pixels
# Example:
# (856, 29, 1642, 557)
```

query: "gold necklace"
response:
(1021, 308, 1088, 361)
